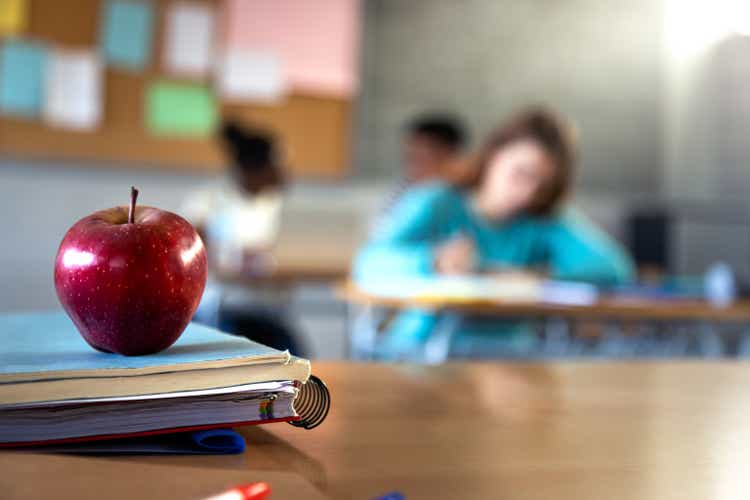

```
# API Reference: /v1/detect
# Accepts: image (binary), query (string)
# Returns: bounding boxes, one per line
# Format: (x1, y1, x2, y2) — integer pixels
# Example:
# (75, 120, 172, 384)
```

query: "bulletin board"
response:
(0, 0, 352, 177)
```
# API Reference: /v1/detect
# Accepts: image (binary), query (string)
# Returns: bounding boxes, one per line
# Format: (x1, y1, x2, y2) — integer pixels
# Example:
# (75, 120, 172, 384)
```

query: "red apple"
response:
(54, 187, 207, 355)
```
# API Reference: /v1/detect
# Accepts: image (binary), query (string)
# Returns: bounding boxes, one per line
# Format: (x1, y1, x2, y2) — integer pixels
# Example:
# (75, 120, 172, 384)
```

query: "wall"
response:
(0, 161, 213, 312)
(354, 0, 664, 195)
(665, 35, 750, 200)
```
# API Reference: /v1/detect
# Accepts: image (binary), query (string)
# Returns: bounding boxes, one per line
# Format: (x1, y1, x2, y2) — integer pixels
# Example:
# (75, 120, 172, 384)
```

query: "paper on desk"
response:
(358, 276, 539, 302)
(43, 49, 103, 130)
(0, 39, 46, 117)
(358, 276, 598, 305)
(163, 1, 216, 77)
(0, 0, 26, 35)
(215, 48, 286, 103)
(12, 380, 294, 408)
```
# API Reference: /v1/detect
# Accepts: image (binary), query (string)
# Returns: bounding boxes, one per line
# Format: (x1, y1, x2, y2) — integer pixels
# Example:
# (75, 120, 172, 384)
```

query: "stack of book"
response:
(0, 312, 329, 447)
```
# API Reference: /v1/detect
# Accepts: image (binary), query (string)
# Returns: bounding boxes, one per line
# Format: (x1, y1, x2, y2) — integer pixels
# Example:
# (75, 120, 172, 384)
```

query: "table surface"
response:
(63, 361, 750, 500)
(217, 263, 348, 285)
(338, 281, 750, 322)
(216, 254, 350, 285)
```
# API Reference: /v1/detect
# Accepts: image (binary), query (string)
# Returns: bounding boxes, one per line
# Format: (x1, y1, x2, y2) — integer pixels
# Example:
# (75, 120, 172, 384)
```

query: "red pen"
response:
(203, 482, 271, 500)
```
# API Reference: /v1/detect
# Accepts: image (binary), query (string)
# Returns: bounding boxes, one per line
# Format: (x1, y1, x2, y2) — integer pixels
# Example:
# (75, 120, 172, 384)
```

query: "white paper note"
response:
(163, 1, 215, 77)
(216, 48, 286, 103)
(43, 49, 102, 130)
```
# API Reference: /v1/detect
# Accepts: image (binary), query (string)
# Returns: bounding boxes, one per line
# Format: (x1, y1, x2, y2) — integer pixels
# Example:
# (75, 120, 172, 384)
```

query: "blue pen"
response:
(371, 493, 405, 500)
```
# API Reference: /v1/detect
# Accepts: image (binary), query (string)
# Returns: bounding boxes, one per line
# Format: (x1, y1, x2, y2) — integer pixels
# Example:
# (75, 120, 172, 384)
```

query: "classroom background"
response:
(3, 0, 750, 360)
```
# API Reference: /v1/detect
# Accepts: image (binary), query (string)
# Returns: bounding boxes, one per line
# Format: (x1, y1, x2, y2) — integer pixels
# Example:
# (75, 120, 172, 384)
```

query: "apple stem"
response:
(128, 186, 139, 224)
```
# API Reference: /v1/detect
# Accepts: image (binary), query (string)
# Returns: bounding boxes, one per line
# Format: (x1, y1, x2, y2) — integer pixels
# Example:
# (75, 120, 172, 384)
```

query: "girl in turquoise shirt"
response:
(354, 108, 635, 360)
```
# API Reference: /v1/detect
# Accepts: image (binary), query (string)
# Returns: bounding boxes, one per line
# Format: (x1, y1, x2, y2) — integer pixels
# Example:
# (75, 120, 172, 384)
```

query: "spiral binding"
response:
(288, 375, 330, 430)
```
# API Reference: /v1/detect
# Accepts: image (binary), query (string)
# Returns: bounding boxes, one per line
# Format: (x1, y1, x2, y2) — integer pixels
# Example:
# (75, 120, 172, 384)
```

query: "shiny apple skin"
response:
(54, 205, 207, 355)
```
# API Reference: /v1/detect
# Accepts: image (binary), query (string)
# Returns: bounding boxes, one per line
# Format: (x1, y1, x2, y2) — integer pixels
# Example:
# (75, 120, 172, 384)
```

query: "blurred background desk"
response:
(339, 281, 750, 360)
(216, 252, 350, 286)
(218, 265, 347, 285)
(207, 243, 353, 357)
(34, 361, 750, 500)
(339, 280, 750, 321)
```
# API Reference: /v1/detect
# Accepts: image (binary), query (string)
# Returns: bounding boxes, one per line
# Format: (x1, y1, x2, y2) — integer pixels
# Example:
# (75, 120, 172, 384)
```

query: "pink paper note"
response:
(221, 0, 359, 97)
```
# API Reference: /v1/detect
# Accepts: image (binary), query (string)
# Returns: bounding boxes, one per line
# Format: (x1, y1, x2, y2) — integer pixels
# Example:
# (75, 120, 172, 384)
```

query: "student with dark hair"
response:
(354, 107, 635, 360)
(183, 120, 284, 272)
(182, 120, 303, 355)
(403, 114, 467, 183)
(220, 121, 284, 196)
(372, 114, 469, 233)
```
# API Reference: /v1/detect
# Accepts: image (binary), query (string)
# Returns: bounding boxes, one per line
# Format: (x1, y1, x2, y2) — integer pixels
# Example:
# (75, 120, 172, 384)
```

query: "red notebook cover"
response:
(0, 416, 300, 448)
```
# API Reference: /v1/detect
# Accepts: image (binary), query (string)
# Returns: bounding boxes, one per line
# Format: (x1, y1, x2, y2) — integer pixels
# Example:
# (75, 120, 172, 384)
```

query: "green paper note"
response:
(146, 81, 218, 137)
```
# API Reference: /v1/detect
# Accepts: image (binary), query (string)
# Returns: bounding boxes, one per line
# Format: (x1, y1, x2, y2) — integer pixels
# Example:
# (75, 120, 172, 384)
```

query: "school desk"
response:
(217, 260, 349, 286)
(215, 241, 351, 285)
(338, 280, 750, 322)
(337, 280, 750, 359)
(6, 362, 749, 500)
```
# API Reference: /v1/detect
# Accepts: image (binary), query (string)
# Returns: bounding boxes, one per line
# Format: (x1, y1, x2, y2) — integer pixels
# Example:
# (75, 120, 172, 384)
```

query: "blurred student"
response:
(403, 114, 468, 183)
(182, 120, 303, 354)
(377, 114, 469, 217)
(183, 121, 284, 273)
(354, 108, 635, 360)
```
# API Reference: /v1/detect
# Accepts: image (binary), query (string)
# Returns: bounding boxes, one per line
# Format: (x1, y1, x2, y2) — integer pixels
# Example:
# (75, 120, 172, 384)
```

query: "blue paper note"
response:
(100, 0, 154, 70)
(0, 311, 287, 376)
(0, 39, 46, 117)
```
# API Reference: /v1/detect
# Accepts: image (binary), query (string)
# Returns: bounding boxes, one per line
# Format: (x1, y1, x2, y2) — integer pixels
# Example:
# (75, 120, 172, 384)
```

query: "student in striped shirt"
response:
(376, 114, 470, 221)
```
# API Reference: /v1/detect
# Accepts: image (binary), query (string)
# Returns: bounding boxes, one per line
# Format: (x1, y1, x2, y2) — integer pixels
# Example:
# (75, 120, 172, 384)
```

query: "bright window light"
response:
(666, 0, 750, 60)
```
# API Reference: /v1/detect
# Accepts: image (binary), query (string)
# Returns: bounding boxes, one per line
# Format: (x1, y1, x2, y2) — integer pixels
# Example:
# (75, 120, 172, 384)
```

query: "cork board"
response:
(0, 0, 351, 177)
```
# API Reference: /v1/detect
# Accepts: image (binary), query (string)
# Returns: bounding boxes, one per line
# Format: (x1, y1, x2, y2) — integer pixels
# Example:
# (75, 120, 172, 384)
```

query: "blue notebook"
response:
(0, 311, 287, 378)
(0, 311, 310, 407)
(0, 312, 313, 447)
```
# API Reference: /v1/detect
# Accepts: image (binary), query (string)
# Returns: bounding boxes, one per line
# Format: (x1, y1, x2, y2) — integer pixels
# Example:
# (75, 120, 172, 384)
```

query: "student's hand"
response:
(435, 237, 476, 275)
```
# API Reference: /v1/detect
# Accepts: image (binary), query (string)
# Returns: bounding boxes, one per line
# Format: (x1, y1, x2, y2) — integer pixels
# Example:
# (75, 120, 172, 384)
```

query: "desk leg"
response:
(541, 317, 572, 359)
(593, 320, 627, 358)
(696, 321, 725, 358)
(344, 301, 357, 360)
(738, 324, 750, 357)
(347, 303, 380, 361)
(722, 324, 742, 358)
(342, 300, 352, 360)
(422, 313, 458, 364)
(640, 320, 696, 358)
(668, 321, 692, 358)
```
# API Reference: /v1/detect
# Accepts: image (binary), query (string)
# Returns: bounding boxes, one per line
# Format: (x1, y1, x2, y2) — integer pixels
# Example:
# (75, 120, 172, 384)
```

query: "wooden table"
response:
(338, 281, 750, 322)
(212, 240, 351, 286)
(22, 361, 750, 500)
(217, 262, 348, 286)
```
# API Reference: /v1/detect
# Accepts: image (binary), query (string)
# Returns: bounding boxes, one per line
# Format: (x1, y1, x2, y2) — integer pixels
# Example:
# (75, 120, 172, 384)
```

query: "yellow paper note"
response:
(0, 0, 27, 35)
